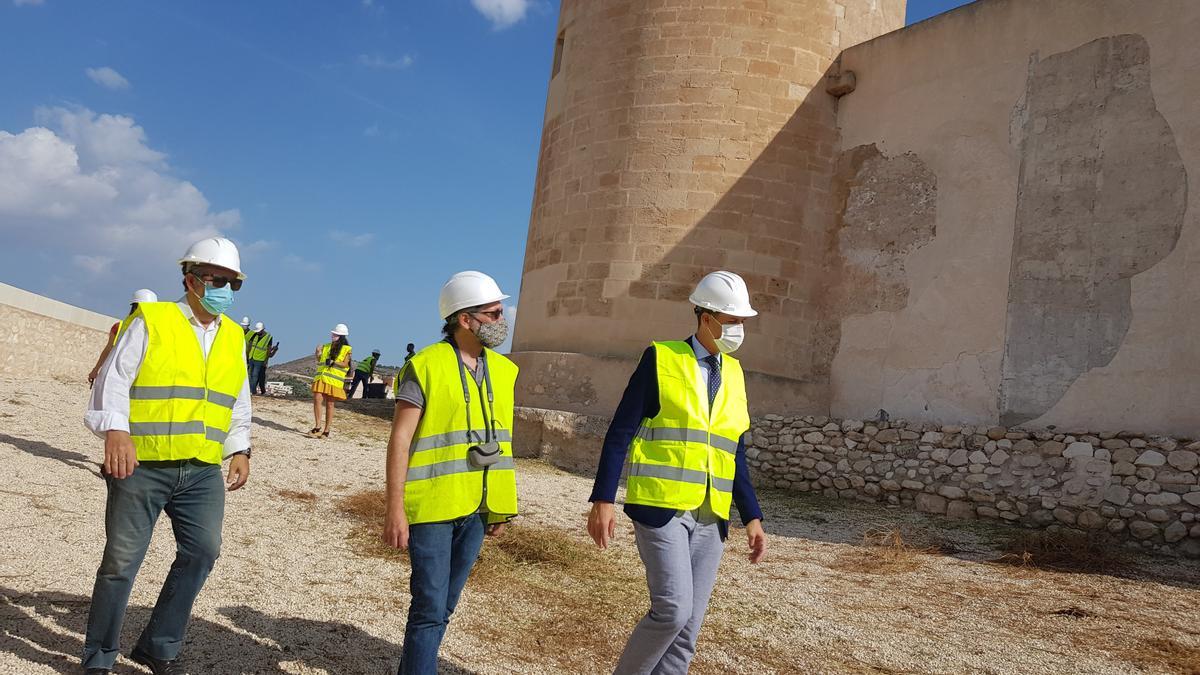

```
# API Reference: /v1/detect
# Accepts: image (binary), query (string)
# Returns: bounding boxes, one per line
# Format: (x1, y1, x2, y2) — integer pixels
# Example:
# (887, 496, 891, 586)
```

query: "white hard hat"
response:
(332, 323, 349, 336)
(240, 316, 250, 326)
(131, 289, 157, 304)
(438, 270, 509, 320)
(689, 270, 758, 318)
(253, 322, 264, 332)
(177, 236, 245, 280)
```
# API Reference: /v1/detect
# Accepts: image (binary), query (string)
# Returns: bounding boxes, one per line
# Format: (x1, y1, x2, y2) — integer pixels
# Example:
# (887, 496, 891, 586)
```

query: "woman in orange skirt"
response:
(310, 322, 352, 438)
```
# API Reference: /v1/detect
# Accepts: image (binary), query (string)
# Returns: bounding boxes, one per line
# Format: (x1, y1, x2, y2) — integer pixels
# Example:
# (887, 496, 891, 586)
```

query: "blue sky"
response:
(0, 0, 971, 364)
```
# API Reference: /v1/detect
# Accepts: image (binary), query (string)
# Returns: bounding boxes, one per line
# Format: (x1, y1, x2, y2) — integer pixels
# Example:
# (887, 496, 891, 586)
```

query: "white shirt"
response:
(85, 298, 252, 458)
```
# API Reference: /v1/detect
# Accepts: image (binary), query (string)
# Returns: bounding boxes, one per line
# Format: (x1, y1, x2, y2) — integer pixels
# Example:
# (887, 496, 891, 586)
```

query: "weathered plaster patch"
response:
(1000, 34, 1187, 426)
(816, 144, 937, 377)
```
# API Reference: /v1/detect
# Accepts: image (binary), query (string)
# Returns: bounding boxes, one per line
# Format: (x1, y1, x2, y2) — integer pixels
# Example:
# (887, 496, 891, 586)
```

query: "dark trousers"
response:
(399, 514, 486, 674)
(348, 370, 370, 398)
(82, 461, 225, 669)
(248, 359, 267, 395)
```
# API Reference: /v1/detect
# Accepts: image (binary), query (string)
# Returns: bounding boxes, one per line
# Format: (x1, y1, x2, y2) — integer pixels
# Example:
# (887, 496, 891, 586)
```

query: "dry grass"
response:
(277, 489, 318, 503)
(992, 529, 1129, 575)
(1123, 638, 1200, 675)
(828, 526, 942, 576)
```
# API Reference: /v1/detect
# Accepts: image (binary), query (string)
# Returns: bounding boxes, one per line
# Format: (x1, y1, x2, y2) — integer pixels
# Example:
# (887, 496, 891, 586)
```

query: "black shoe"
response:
(130, 647, 187, 675)
(84, 669, 110, 674)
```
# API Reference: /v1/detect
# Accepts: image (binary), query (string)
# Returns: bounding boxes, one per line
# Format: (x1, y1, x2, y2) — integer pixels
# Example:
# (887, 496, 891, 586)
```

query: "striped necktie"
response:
(704, 354, 721, 408)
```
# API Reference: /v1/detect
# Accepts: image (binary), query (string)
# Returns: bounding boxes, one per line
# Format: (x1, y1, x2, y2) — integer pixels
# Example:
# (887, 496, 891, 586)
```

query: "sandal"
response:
(308, 427, 321, 437)
(321, 430, 330, 438)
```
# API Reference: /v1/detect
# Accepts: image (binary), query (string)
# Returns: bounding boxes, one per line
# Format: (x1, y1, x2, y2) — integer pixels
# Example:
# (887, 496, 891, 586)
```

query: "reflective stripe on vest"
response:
(404, 341, 520, 525)
(315, 343, 351, 387)
(248, 332, 272, 361)
(127, 302, 246, 464)
(625, 340, 749, 519)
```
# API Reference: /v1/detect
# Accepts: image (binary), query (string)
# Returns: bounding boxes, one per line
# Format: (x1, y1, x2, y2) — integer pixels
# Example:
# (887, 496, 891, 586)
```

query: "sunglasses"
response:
(190, 272, 243, 291)
(472, 309, 504, 321)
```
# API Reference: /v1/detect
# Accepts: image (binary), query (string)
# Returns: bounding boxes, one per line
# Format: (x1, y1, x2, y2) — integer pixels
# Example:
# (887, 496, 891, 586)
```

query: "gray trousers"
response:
(614, 503, 725, 675)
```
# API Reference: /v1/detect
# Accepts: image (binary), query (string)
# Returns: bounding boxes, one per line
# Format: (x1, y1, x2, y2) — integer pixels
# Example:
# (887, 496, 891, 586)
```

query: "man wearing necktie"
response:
(587, 270, 767, 674)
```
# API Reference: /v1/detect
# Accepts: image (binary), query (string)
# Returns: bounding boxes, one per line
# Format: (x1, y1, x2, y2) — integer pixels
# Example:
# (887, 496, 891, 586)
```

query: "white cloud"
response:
(471, 0, 532, 29)
(282, 254, 321, 273)
(13, 0, 45, 6)
(0, 106, 240, 281)
(357, 53, 413, 70)
(85, 66, 131, 91)
(363, 124, 380, 138)
(330, 229, 375, 247)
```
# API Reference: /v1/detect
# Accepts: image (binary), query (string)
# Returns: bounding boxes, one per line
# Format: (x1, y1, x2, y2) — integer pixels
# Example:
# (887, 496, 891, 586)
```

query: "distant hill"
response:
(268, 355, 403, 382)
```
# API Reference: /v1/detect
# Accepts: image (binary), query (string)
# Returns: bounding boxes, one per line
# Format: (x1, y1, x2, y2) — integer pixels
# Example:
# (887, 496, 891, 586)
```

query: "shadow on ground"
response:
(0, 433, 101, 478)
(0, 586, 474, 675)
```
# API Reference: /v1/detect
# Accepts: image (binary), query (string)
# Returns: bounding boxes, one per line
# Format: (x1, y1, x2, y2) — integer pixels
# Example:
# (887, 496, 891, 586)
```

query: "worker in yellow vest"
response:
(88, 289, 157, 386)
(309, 323, 351, 438)
(384, 271, 518, 674)
(82, 237, 252, 675)
(587, 270, 767, 674)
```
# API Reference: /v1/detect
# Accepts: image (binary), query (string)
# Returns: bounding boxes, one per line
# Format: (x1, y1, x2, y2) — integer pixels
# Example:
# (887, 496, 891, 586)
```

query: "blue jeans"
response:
(82, 461, 225, 670)
(248, 359, 267, 395)
(399, 514, 486, 674)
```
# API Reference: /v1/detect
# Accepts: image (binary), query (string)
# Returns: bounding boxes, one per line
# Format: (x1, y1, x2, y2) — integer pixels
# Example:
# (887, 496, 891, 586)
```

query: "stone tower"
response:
(511, 0, 907, 415)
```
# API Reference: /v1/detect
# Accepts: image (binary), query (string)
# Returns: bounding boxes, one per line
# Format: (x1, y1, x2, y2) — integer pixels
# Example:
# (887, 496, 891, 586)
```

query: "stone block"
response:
(915, 493, 947, 515)
(1168, 450, 1199, 471)
(1164, 521, 1188, 543)
(1129, 521, 1159, 540)
(1135, 450, 1166, 466)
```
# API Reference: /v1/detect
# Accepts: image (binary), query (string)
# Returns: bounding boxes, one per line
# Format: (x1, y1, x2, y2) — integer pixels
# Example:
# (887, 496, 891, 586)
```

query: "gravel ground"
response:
(1, 376, 1198, 674)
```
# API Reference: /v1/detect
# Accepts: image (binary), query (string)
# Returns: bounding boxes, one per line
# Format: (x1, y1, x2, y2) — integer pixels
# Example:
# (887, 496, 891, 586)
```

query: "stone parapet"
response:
(748, 415, 1200, 557)
(0, 283, 116, 381)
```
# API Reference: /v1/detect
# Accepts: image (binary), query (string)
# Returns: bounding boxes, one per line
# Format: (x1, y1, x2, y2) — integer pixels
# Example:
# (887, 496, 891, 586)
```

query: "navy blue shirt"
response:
(588, 337, 764, 537)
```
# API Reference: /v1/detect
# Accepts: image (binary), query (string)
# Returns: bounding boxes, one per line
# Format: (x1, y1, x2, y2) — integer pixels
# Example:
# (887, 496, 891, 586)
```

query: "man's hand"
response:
(384, 505, 410, 550)
(103, 430, 138, 479)
(87, 367, 99, 387)
(746, 519, 767, 564)
(486, 523, 506, 537)
(587, 501, 617, 549)
(226, 453, 250, 491)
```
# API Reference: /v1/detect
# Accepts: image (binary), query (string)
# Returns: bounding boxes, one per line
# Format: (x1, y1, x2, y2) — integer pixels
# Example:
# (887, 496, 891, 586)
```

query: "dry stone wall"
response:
(748, 415, 1200, 557)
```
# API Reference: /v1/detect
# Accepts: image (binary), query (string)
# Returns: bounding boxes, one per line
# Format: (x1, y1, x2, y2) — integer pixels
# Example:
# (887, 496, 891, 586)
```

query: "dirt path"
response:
(1, 377, 1198, 674)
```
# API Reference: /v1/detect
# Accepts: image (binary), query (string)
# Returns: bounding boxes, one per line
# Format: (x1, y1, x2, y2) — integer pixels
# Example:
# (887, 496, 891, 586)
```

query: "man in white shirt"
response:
(81, 237, 252, 675)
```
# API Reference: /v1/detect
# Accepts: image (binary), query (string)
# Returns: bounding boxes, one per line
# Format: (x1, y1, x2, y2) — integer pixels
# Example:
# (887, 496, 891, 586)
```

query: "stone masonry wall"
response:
(0, 283, 115, 382)
(748, 416, 1200, 557)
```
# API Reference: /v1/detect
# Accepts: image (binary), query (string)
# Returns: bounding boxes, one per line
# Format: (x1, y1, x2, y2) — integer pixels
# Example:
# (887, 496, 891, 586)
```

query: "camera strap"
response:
(453, 342, 496, 445)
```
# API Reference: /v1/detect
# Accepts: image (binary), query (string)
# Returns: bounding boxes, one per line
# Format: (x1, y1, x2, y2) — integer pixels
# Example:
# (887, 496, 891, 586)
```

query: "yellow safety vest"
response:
(128, 302, 246, 465)
(315, 343, 351, 387)
(405, 341, 519, 525)
(248, 331, 272, 361)
(626, 341, 748, 519)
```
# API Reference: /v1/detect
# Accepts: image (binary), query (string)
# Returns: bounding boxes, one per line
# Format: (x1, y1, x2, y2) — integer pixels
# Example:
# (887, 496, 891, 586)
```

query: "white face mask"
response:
(707, 318, 744, 354)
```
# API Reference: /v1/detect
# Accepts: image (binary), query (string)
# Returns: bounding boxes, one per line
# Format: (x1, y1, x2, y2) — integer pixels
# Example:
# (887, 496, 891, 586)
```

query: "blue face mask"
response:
(197, 283, 235, 316)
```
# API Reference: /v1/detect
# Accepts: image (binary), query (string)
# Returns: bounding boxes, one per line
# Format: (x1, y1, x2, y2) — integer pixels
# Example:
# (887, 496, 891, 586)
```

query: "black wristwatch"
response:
(231, 448, 252, 460)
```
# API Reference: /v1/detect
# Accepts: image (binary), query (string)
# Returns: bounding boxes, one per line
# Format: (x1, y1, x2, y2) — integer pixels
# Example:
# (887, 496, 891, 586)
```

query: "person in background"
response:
(392, 343, 417, 398)
(81, 237, 251, 674)
(246, 322, 277, 396)
(88, 289, 157, 387)
(240, 316, 252, 348)
(310, 323, 351, 438)
(587, 270, 767, 675)
(384, 271, 519, 674)
(349, 348, 381, 399)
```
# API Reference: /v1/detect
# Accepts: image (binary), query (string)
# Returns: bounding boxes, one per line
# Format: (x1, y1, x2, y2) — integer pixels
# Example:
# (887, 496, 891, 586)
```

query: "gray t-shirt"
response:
(395, 351, 486, 409)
